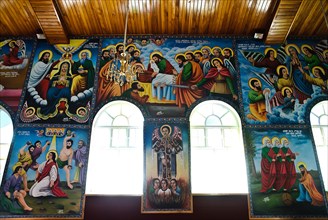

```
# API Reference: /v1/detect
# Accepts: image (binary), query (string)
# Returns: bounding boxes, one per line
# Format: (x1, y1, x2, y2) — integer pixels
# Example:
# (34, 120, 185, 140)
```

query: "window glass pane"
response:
(112, 128, 127, 147)
(205, 115, 221, 126)
(86, 101, 144, 195)
(310, 100, 328, 191)
(91, 127, 111, 148)
(189, 112, 205, 126)
(312, 128, 324, 146)
(95, 112, 113, 126)
(319, 115, 328, 126)
(190, 129, 205, 147)
(223, 128, 240, 148)
(0, 108, 13, 183)
(207, 128, 222, 148)
(221, 112, 238, 126)
(190, 100, 247, 194)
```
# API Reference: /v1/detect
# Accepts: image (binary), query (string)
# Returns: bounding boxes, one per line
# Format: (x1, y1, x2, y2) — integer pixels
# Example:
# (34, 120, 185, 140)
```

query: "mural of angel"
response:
(152, 125, 183, 180)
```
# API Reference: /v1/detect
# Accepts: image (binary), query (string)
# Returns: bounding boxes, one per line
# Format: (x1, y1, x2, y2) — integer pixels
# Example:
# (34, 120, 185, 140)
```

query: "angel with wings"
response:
(152, 125, 183, 180)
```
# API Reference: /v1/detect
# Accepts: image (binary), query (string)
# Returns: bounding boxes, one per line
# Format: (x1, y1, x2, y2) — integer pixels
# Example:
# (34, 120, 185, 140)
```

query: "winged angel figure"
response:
(152, 125, 183, 180)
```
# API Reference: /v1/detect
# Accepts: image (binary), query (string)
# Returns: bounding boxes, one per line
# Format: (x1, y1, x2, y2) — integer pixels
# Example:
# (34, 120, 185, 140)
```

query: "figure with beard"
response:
(298, 66, 328, 94)
(271, 137, 287, 192)
(260, 136, 277, 193)
(57, 134, 74, 189)
(129, 49, 142, 65)
(246, 78, 269, 122)
(122, 81, 149, 104)
(248, 48, 281, 82)
(281, 137, 298, 191)
(29, 151, 67, 198)
(296, 163, 324, 206)
(194, 51, 203, 65)
(27, 51, 62, 100)
(71, 140, 88, 185)
(222, 48, 236, 67)
(96, 44, 129, 103)
(201, 47, 211, 76)
(0, 41, 24, 67)
(147, 53, 174, 75)
(12, 142, 35, 192)
(39, 61, 72, 116)
(30, 140, 50, 171)
(71, 50, 95, 96)
(174, 55, 203, 108)
(99, 49, 113, 70)
(1, 166, 33, 213)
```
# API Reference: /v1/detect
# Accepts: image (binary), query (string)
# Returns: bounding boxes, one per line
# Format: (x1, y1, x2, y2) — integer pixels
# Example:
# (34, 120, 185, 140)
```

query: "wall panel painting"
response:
(0, 38, 36, 111)
(142, 120, 192, 213)
(0, 127, 89, 218)
(244, 128, 328, 219)
(20, 39, 99, 124)
(97, 37, 239, 117)
(237, 39, 328, 125)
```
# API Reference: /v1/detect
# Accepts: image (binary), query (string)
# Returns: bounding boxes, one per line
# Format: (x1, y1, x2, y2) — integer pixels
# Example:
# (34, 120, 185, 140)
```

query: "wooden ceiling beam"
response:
(28, 0, 68, 44)
(265, 0, 303, 45)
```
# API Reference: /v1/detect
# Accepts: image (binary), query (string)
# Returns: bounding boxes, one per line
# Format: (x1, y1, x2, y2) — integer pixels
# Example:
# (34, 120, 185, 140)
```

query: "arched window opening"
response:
(310, 100, 328, 191)
(190, 100, 248, 194)
(86, 101, 144, 195)
(0, 106, 13, 182)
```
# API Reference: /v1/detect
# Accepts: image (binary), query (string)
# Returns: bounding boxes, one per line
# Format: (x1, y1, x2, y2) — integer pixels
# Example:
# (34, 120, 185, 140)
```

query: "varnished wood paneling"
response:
(0, 0, 326, 45)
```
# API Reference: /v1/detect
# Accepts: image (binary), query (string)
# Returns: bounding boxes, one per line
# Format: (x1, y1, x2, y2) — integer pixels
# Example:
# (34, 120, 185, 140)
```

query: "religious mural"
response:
(96, 37, 239, 117)
(20, 39, 98, 124)
(142, 121, 192, 213)
(0, 38, 35, 110)
(237, 39, 328, 125)
(243, 128, 327, 218)
(0, 127, 88, 217)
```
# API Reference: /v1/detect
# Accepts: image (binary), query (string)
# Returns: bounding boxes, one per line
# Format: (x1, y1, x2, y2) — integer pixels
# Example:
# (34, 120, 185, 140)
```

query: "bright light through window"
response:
(0, 107, 13, 183)
(310, 100, 328, 191)
(190, 100, 248, 194)
(86, 101, 144, 195)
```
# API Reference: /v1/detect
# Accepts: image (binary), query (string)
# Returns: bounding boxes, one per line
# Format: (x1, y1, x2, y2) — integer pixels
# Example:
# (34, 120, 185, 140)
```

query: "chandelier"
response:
(106, 1, 136, 86)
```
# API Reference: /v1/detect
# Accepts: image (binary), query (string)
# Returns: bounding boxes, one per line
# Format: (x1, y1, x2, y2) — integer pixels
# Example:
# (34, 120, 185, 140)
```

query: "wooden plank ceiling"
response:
(0, 0, 327, 45)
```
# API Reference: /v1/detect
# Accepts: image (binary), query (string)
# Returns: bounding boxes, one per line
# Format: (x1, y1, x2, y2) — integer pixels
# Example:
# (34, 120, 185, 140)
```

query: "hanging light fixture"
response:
(106, 0, 137, 86)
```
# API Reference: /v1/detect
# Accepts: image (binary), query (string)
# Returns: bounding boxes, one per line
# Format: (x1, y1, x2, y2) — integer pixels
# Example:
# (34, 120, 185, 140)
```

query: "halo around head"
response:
(248, 77, 261, 90)
(79, 49, 92, 60)
(150, 51, 163, 60)
(323, 49, 328, 59)
(201, 46, 211, 54)
(9, 40, 16, 48)
(271, 136, 280, 145)
(285, 44, 300, 56)
(264, 47, 277, 58)
(211, 46, 222, 55)
(46, 150, 58, 160)
(174, 53, 186, 62)
(222, 47, 234, 57)
(281, 86, 292, 97)
(211, 57, 223, 67)
(312, 66, 326, 77)
(132, 63, 145, 75)
(102, 45, 115, 52)
(262, 136, 271, 146)
(276, 65, 288, 76)
(160, 124, 172, 136)
(38, 50, 53, 61)
(297, 162, 307, 170)
(280, 137, 288, 145)
(301, 44, 313, 54)
(193, 50, 202, 55)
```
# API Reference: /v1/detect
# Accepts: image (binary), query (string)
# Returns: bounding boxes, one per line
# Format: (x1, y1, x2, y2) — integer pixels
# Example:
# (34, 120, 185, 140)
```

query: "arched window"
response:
(190, 100, 248, 194)
(86, 101, 144, 195)
(0, 106, 13, 182)
(310, 100, 328, 191)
